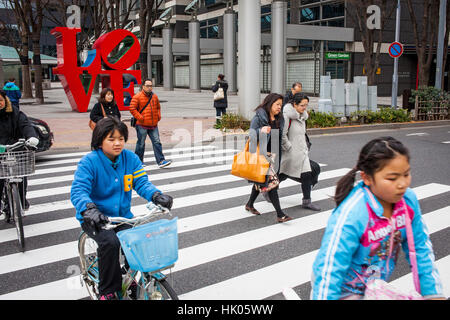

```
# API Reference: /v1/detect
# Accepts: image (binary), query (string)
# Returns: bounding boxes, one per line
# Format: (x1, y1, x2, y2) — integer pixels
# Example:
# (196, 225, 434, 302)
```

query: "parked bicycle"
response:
(0, 138, 36, 252)
(78, 202, 179, 300)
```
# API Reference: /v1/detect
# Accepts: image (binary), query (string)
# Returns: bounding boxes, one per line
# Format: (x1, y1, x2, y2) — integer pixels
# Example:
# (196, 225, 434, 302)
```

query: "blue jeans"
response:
(134, 125, 165, 164)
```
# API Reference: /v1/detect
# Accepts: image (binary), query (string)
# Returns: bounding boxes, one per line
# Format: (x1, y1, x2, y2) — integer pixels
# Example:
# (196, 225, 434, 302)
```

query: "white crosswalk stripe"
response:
(0, 145, 449, 300)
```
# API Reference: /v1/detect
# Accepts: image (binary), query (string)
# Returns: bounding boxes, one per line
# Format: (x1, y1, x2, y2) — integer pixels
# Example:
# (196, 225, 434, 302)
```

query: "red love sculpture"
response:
(51, 27, 142, 112)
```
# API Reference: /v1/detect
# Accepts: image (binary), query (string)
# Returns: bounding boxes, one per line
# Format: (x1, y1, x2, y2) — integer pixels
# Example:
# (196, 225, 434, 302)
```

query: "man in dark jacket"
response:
(283, 82, 302, 107)
(0, 90, 39, 210)
(3, 78, 22, 109)
(212, 74, 228, 126)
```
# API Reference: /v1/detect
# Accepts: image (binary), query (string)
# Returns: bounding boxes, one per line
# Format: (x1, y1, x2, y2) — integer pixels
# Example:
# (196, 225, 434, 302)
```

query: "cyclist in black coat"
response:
(0, 90, 39, 210)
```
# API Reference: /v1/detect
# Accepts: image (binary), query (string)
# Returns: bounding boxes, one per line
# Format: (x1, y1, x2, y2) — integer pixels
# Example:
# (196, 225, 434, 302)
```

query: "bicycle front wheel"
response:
(136, 273, 178, 300)
(78, 232, 100, 299)
(10, 183, 25, 251)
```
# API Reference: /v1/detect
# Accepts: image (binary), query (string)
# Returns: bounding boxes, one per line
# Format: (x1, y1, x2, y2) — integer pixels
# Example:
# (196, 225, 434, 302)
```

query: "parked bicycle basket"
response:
(117, 217, 178, 273)
(0, 150, 35, 179)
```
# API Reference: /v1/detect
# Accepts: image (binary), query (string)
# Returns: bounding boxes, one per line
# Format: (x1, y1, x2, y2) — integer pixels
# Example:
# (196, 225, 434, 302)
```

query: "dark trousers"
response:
(279, 171, 314, 200)
(0, 178, 28, 208)
(215, 107, 226, 124)
(247, 185, 285, 218)
(81, 222, 131, 296)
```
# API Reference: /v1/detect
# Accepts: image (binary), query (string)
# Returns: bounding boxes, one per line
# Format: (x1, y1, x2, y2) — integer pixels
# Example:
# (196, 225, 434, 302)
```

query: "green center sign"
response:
(325, 52, 351, 60)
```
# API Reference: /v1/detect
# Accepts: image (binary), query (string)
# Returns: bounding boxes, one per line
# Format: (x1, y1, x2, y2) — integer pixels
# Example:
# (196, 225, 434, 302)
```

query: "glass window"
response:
(261, 14, 271, 31)
(300, 0, 321, 4)
(327, 41, 345, 51)
(327, 19, 344, 27)
(208, 25, 219, 38)
(323, 3, 344, 19)
(205, 0, 216, 6)
(300, 6, 319, 22)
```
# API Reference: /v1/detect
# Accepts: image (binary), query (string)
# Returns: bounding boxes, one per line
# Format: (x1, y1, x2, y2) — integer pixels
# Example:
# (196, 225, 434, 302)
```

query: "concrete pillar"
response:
(162, 25, 174, 91)
(223, 8, 237, 94)
(238, 0, 261, 120)
(189, 20, 201, 92)
(271, 0, 287, 94)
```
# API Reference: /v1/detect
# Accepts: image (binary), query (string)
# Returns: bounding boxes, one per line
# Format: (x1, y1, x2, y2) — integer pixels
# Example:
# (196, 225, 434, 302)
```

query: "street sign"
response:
(388, 42, 403, 58)
(325, 52, 350, 60)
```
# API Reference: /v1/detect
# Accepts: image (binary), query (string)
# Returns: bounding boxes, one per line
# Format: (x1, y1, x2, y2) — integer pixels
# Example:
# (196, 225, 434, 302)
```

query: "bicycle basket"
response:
(0, 150, 35, 179)
(117, 217, 178, 273)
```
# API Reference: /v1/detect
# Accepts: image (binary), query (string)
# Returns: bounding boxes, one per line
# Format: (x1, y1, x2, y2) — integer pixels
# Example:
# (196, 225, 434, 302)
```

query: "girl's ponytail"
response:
(334, 167, 358, 207)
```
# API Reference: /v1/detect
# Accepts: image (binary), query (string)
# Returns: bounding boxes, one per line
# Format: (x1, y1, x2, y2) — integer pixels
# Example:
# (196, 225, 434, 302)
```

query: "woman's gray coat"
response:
(280, 103, 311, 178)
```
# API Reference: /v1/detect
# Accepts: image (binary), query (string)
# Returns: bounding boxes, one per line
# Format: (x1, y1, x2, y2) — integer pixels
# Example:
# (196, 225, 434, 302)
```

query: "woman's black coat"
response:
(248, 107, 285, 175)
(90, 101, 121, 123)
(212, 80, 228, 109)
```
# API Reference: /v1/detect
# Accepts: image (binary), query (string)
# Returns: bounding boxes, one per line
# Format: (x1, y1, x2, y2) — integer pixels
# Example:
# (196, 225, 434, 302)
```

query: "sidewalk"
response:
(18, 82, 447, 152)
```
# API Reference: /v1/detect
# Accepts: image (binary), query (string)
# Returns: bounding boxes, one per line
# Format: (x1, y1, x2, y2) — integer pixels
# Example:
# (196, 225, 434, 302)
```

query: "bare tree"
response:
(405, 0, 440, 87)
(28, 0, 51, 104)
(138, 0, 164, 82)
(0, 0, 34, 98)
(346, 0, 396, 86)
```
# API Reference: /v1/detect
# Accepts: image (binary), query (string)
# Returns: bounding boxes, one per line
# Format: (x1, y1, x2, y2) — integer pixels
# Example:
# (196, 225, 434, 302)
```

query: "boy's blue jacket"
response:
(3, 82, 21, 105)
(311, 181, 444, 300)
(71, 149, 161, 224)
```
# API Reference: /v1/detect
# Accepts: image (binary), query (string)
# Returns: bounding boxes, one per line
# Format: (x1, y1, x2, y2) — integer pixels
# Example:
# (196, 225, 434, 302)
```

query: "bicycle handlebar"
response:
(103, 202, 171, 230)
(2, 139, 37, 152)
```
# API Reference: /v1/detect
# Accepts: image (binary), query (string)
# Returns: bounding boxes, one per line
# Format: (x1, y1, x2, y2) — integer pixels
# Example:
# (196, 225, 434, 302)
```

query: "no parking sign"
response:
(388, 42, 403, 58)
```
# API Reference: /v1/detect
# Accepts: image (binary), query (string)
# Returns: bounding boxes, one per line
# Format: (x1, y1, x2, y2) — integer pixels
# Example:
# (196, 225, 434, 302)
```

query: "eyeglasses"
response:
(299, 103, 308, 107)
(143, 84, 153, 88)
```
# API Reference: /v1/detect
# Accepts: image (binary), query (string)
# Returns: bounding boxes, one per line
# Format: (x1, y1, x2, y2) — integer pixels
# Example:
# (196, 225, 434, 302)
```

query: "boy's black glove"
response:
(82, 203, 109, 232)
(152, 192, 173, 210)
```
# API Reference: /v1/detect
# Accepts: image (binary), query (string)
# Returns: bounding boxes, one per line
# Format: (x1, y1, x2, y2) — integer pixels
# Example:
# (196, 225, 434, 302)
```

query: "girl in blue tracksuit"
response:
(71, 116, 173, 300)
(311, 136, 444, 300)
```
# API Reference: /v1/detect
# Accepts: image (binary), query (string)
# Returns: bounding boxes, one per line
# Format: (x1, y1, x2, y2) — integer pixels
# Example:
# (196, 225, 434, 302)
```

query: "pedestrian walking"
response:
(89, 88, 121, 130)
(245, 93, 292, 223)
(283, 82, 302, 107)
(71, 116, 173, 300)
(311, 136, 444, 300)
(0, 90, 39, 210)
(2, 78, 22, 109)
(279, 93, 320, 211)
(129, 79, 172, 168)
(212, 74, 228, 126)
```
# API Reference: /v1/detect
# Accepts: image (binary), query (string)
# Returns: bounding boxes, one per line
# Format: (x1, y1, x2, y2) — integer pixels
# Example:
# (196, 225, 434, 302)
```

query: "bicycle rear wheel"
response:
(11, 183, 25, 251)
(78, 232, 100, 299)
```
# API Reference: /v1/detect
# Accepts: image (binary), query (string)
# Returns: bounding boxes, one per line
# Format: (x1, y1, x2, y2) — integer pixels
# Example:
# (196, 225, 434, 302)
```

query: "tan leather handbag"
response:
(89, 104, 106, 130)
(230, 140, 270, 183)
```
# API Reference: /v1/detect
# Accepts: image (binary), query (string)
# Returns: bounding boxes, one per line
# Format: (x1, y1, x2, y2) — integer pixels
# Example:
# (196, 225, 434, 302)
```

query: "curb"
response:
(204, 120, 450, 143)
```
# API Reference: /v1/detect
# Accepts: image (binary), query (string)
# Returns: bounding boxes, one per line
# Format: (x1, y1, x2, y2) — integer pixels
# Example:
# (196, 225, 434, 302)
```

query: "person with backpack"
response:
(3, 78, 22, 109)
(311, 137, 444, 300)
(129, 79, 171, 168)
(279, 93, 320, 211)
(212, 74, 228, 126)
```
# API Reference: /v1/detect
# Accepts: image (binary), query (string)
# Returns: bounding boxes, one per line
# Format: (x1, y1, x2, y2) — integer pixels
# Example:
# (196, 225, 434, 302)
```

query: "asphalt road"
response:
(0, 124, 449, 301)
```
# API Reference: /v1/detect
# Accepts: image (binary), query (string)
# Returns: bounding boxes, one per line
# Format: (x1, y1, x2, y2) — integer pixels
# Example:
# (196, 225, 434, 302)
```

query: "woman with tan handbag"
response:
(89, 88, 121, 130)
(244, 93, 292, 223)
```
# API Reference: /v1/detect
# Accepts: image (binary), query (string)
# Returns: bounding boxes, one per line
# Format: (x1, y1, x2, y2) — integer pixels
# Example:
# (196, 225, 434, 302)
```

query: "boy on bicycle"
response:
(71, 116, 173, 300)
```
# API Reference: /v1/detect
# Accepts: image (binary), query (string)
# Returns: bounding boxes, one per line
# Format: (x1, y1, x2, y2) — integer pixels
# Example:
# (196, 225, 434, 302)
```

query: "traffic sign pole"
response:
(391, 0, 401, 108)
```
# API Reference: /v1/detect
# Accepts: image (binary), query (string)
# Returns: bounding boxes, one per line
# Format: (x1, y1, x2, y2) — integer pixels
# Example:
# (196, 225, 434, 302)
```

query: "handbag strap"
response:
(100, 104, 106, 117)
(403, 200, 421, 293)
(137, 94, 152, 115)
